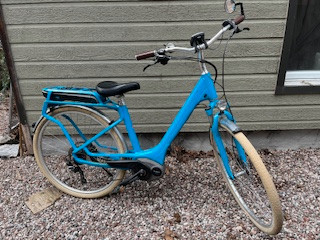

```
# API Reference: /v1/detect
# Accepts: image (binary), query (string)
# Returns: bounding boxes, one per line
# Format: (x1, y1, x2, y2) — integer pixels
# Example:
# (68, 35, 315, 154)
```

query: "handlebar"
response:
(135, 15, 245, 60)
(135, 50, 156, 61)
(234, 15, 245, 25)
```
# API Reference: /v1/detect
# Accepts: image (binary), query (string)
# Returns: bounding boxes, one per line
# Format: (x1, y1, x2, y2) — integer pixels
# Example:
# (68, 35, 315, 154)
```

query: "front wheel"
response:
(33, 106, 127, 198)
(210, 126, 283, 235)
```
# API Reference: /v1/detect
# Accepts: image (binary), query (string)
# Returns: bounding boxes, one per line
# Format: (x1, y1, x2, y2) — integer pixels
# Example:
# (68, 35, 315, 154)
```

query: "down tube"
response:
(158, 73, 218, 150)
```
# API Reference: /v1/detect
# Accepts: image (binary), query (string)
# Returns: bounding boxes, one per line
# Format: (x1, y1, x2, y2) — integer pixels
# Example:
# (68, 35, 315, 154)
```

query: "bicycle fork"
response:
(206, 103, 247, 179)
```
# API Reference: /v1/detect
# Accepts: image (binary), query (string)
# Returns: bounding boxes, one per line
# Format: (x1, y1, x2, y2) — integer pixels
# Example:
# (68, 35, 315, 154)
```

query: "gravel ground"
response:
(0, 148, 319, 239)
(0, 96, 9, 135)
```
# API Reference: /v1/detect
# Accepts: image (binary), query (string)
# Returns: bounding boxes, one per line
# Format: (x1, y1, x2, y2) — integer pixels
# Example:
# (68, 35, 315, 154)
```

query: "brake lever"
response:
(143, 61, 157, 72)
(234, 27, 250, 34)
(143, 55, 171, 72)
(158, 55, 171, 65)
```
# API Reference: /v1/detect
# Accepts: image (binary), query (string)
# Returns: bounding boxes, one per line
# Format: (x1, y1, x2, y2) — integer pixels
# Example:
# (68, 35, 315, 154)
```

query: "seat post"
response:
(116, 94, 142, 151)
(116, 94, 126, 106)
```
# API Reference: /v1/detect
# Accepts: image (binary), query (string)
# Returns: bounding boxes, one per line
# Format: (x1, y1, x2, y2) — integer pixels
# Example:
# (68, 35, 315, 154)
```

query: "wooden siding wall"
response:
(2, 0, 318, 133)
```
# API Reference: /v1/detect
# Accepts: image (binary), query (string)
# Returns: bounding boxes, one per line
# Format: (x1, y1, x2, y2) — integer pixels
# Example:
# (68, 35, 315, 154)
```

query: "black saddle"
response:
(96, 81, 140, 97)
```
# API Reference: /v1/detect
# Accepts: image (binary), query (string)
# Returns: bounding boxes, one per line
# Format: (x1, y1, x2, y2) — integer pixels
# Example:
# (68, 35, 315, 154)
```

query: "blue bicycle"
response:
(33, 0, 283, 235)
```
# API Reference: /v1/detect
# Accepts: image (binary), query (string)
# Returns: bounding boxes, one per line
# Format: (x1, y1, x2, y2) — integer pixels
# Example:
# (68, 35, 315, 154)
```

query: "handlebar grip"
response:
(233, 15, 245, 25)
(135, 51, 155, 60)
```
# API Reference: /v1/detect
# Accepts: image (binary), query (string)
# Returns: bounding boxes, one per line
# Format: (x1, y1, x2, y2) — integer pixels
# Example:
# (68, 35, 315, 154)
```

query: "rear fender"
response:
(32, 105, 128, 151)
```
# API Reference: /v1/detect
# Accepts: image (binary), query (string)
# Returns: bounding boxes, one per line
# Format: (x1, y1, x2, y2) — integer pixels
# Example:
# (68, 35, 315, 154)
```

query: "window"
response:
(276, 0, 320, 94)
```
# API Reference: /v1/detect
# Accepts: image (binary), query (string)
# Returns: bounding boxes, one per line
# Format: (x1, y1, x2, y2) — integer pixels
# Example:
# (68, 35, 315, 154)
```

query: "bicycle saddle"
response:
(96, 81, 140, 97)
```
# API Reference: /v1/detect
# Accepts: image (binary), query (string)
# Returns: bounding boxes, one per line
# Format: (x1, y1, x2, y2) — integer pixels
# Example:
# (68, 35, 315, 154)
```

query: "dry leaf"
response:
(173, 212, 181, 223)
(164, 229, 179, 240)
(165, 167, 170, 175)
(164, 229, 174, 240)
(169, 144, 214, 162)
(119, 186, 125, 193)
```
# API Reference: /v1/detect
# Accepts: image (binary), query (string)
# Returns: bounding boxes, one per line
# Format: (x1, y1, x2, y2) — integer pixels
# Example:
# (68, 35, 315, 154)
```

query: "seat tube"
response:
(117, 96, 141, 151)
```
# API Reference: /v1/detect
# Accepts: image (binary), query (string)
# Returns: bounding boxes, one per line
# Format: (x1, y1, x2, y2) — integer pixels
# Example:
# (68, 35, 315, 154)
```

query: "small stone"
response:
(235, 226, 243, 232)
(250, 228, 257, 235)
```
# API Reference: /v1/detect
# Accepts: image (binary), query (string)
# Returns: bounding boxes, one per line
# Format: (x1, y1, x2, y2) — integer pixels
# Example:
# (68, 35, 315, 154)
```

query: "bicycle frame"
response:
(41, 72, 245, 179)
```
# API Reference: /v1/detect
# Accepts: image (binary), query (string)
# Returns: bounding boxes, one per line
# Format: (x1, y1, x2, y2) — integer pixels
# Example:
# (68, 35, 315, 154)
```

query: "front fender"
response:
(219, 114, 242, 134)
(211, 112, 242, 179)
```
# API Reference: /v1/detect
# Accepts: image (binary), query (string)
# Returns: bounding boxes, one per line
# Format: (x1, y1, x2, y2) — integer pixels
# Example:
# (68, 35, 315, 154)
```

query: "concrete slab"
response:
(25, 187, 62, 214)
(128, 129, 320, 151)
(0, 144, 19, 158)
(0, 134, 11, 144)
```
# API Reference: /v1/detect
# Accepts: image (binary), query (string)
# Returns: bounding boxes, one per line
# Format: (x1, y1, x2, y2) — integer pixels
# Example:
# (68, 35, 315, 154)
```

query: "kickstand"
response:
(120, 169, 146, 187)
(111, 169, 146, 194)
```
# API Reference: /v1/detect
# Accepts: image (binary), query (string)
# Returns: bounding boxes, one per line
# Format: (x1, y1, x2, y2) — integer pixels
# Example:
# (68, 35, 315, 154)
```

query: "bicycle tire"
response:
(210, 126, 283, 235)
(33, 106, 126, 198)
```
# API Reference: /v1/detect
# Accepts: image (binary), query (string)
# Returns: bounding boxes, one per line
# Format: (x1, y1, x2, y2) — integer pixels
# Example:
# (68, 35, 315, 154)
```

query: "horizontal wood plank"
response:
(26, 106, 320, 131)
(120, 120, 320, 132)
(2, 1, 288, 25)
(18, 74, 278, 95)
(22, 91, 320, 110)
(7, 20, 286, 43)
(26, 121, 320, 133)
(15, 57, 279, 79)
(11, 39, 282, 62)
(2, 0, 131, 3)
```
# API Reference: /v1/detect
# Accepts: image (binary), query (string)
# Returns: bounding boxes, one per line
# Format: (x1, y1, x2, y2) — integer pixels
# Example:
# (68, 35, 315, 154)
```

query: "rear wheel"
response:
(211, 126, 283, 234)
(33, 106, 126, 198)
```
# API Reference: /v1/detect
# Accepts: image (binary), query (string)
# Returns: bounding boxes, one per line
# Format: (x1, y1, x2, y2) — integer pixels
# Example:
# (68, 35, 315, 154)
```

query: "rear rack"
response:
(42, 86, 106, 104)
